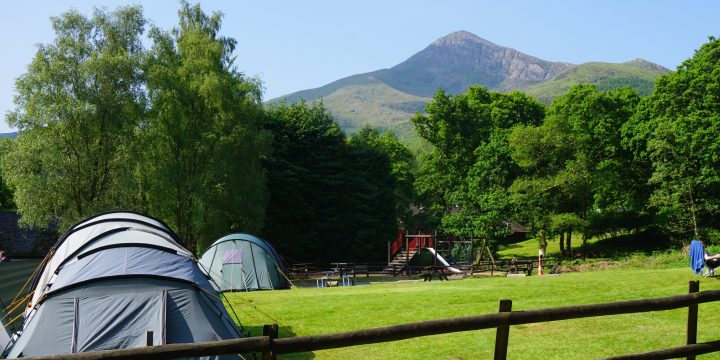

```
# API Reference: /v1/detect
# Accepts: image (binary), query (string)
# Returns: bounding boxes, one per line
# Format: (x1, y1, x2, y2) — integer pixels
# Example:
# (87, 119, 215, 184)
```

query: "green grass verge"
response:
(498, 234, 602, 259)
(525, 61, 666, 104)
(225, 267, 720, 359)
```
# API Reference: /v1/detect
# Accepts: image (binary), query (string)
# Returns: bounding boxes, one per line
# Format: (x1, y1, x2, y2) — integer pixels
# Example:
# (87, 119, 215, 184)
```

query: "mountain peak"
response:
(272, 33, 669, 137)
(432, 30, 496, 47)
(391, 30, 572, 95)
(623, 58, 670, 72)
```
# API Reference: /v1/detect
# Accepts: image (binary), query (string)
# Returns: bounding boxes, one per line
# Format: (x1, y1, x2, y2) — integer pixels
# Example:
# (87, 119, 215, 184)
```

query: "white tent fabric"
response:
(28, 212, 190, 312)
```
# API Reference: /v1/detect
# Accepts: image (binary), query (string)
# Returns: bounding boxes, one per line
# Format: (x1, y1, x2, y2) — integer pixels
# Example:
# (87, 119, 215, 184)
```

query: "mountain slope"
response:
(370, 31, 572, 97)
(525, 60, 670, 103)
(271, 31, 669, 135)
(275, 31, 572, 104)
(0, 132, 17, 139)
(319, 81, 431, 130)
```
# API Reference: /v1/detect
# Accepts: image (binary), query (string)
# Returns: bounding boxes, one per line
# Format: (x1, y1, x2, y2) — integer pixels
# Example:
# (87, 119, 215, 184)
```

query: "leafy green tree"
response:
(350, 126, 416, 225)
(142, 1, 269, 253)
(262, 102, 350, 262)
(413, 87, 544, 246)
(0, 138, 16, 210)
(346, 129, 399, 261)
(413, 87, 494, 210)
(263, 103, 400, 262)
(624, 36, 720, 240)
(510, 84, 643, 256)
(2, 6, 146, 230)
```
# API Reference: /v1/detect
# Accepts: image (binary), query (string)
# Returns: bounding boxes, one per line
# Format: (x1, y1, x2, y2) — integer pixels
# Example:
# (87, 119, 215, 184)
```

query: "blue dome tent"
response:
(3, 212, 242, 359)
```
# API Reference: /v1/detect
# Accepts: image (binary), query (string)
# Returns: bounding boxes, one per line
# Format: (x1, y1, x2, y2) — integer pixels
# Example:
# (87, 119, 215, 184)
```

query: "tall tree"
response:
(261, 102, 348, 262)
(350, 126, 416, 225)
(2, 6, 146, 230)
(413, 87, 545, 244)
(510, 84, 643, 256)
(262, 104, 401, 262)
(0, 138, 16, 210)
(346, 128, 399, 261)
(624, 36, 720, 240)
(143, 1, 269, 253)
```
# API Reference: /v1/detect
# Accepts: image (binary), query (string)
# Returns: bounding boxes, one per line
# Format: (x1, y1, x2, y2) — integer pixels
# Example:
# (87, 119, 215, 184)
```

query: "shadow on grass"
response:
(579, 229, 673, 258)
(498, 243, 524, 251)
(498, 229, 675, 261)
(242, 325, 315, 360)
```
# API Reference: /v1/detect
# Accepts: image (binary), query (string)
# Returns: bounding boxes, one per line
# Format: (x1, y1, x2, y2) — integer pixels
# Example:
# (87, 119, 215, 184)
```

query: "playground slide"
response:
(424, 248, 464, 274)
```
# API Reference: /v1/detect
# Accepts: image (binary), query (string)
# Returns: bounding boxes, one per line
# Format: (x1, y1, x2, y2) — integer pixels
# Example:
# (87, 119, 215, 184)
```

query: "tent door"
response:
(73, 290, 166, 352)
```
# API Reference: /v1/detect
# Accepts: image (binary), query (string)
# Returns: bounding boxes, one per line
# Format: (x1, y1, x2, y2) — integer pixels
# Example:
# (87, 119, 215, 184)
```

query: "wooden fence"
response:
(18, 281, 720, 360)
(287, 258, 557, 280)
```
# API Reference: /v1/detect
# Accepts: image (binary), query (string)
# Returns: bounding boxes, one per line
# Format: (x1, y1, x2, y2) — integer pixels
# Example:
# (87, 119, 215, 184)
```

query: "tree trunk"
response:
(559, 232, 565, 258)
(582, 230, 588, 260)
(538, 230, 548, 257)
(566, 229, 573, 258)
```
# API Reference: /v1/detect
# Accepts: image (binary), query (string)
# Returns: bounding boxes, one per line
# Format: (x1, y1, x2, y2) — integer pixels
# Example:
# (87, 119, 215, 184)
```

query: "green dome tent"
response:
(199, 233, 290, 291)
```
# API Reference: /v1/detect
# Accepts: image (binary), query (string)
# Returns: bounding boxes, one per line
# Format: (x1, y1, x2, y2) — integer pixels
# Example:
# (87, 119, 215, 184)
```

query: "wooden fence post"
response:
(687, 280, 700, 360)
(406, 233, 410, 268)
(262, 324, 279, 360)
(494, 299, 512, 360)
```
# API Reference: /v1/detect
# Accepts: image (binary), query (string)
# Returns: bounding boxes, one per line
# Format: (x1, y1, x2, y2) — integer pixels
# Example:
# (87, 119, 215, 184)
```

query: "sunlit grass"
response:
(225, 267, 720, 359)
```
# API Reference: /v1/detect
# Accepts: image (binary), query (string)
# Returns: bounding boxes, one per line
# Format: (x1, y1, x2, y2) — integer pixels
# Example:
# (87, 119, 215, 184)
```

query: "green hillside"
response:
(312, 81, 431, 134)
(317, 59, 667, 148)
(270, 31, 670, 146)
(385, 119, 432, 156)
(525, 60, 669, 104)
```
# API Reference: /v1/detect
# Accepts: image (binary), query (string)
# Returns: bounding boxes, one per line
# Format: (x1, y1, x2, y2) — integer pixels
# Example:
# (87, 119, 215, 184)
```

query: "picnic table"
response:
(316, 263, 357, 288)
(422, 266, 448, 282)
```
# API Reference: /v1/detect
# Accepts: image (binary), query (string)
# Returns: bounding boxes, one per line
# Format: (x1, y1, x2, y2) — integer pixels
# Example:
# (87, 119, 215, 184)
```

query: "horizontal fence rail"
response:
(286, 258, 557, 279)
(604, 340, 720, 360)
(18, 285, 720, 360)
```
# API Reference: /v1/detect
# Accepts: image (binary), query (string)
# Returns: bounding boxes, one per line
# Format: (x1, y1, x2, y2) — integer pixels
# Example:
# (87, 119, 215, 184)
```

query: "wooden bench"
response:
(508, 260, 533, 276)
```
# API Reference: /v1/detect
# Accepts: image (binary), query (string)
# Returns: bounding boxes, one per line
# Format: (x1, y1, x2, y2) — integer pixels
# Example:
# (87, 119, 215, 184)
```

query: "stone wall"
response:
(0, 211, 57, 257)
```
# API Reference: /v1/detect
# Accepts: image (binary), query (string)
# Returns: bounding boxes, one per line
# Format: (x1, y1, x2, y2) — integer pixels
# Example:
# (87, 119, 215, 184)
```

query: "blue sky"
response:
(1, 0, 718, 133)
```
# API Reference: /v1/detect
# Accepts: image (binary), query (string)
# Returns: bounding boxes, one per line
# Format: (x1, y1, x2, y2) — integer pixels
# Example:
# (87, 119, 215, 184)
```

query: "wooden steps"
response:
(383, 248, 419, 274)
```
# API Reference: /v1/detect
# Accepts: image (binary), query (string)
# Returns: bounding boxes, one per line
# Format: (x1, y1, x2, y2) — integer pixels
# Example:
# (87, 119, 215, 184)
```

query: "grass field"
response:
(225, 267, 720, 359)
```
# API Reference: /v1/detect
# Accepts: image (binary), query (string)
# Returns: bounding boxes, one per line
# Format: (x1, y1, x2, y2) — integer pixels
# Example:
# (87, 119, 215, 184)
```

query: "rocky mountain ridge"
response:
(272, 31, 669, 136)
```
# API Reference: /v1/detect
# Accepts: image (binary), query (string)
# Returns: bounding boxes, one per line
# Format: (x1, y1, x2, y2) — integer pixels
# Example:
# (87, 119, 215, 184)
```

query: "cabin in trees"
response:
(502, 219, 529, 243)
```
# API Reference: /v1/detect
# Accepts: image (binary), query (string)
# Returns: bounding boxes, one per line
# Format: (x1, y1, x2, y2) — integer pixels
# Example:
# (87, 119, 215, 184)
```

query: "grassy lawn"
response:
(498, 235, 603, 259)
(225, 267, 720, 359)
